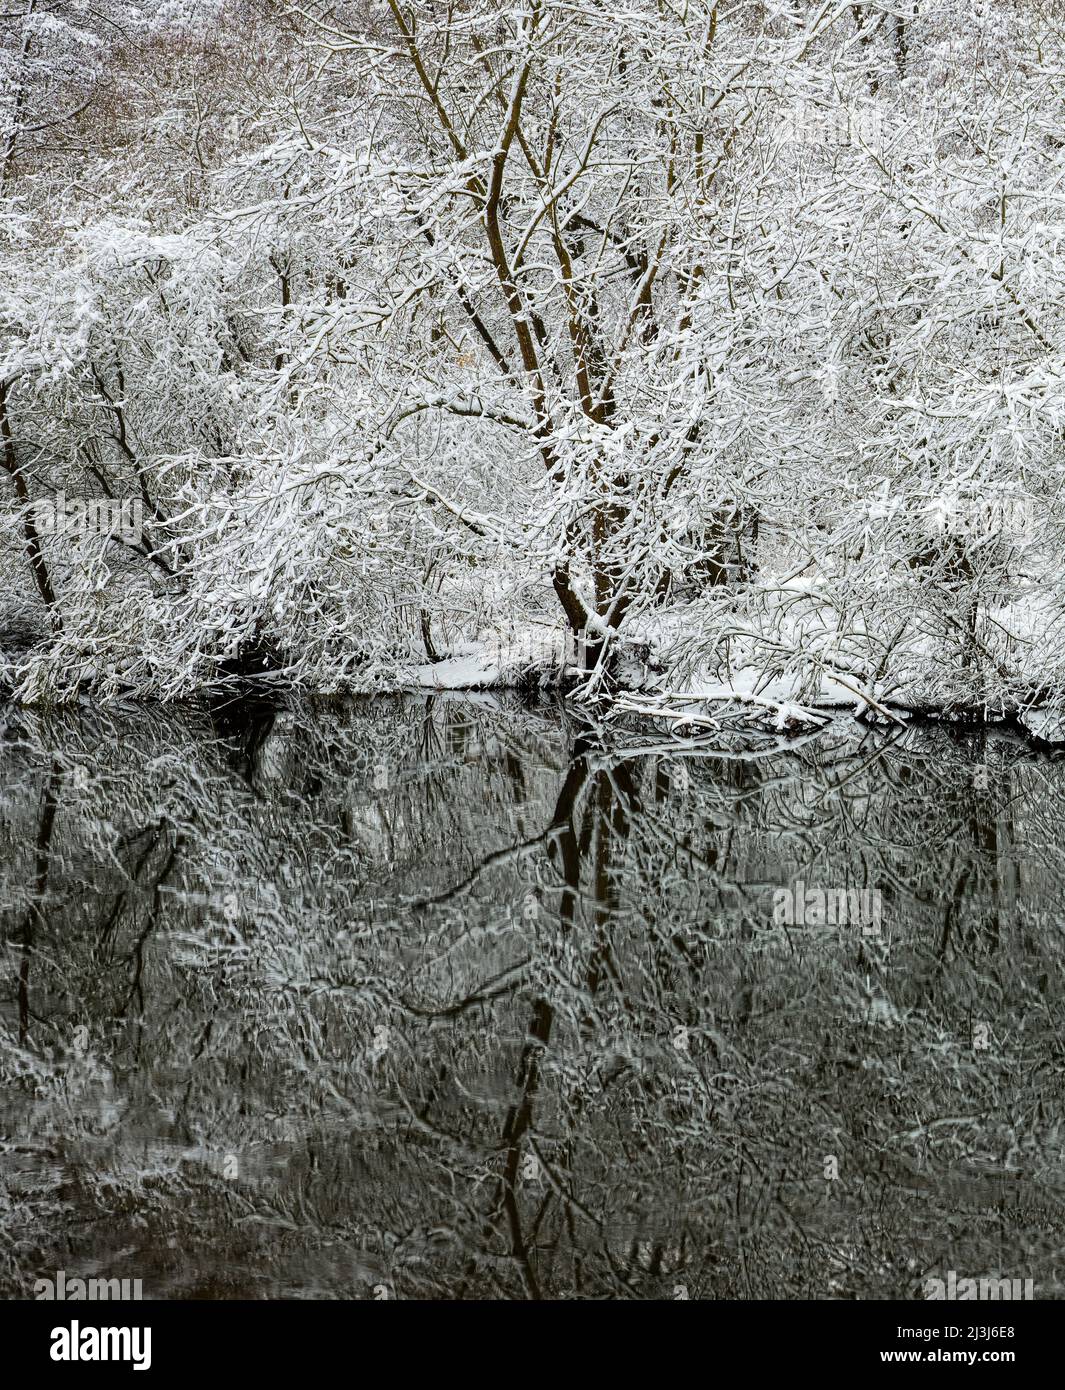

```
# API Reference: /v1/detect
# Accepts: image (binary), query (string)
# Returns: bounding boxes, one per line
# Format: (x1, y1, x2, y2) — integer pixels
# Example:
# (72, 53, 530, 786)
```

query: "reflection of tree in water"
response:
(1, 699, 1064, 1299)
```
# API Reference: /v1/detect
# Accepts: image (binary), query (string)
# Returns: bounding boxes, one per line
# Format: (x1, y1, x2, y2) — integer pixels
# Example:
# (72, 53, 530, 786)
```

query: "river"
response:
(1, 694, 1061, 1299)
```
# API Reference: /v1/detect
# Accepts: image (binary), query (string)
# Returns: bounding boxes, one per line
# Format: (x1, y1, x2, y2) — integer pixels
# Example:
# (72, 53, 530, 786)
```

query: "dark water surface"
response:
(1, 694, 1063, 1299)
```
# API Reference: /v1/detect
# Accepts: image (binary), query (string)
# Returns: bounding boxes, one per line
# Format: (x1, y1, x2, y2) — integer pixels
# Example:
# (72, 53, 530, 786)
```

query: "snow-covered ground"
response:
(394, 583, 1065, 743)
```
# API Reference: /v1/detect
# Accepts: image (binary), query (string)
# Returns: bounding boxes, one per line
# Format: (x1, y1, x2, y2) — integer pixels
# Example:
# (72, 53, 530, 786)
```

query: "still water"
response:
(1, 694, 1063, 1299)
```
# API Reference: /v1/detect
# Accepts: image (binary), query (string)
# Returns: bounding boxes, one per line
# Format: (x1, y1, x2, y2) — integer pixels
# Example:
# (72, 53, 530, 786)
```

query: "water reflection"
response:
(1, 695, 1063, 1299)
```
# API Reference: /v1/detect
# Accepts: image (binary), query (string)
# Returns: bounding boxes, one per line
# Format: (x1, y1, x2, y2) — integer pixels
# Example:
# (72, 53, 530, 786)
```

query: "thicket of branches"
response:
(3, 1, 1065, 717)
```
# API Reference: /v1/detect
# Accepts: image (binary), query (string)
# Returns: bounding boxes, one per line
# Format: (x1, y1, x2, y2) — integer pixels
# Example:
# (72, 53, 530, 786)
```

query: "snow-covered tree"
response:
(3, 0, 1065, 724)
